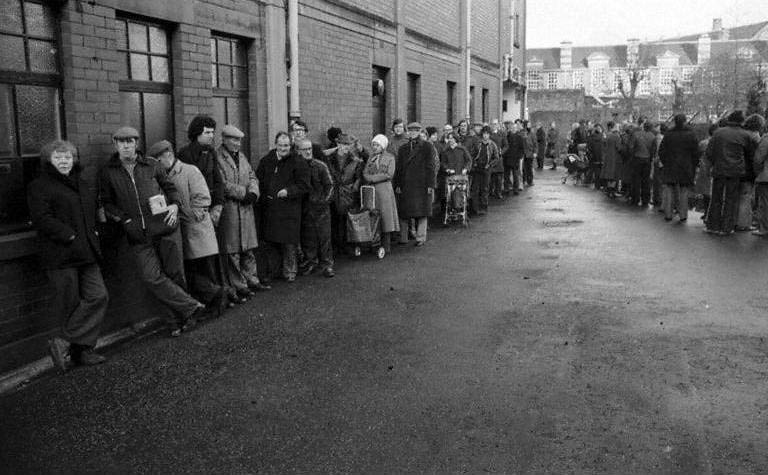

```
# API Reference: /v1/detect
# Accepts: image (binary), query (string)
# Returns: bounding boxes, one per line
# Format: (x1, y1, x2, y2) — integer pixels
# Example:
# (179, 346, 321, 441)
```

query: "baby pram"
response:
(346, 185, 386, 259)
(561, 145, 589, 185)
(443, 174, 469, 227)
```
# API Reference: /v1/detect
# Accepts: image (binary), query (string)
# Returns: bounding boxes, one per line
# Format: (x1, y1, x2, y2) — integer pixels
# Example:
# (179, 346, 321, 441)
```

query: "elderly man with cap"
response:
(255, 131, 310, 283)
(100, 126, 205, 337)
(327, 133, 365, 254)
(296, 138, 335, 277)
(394, 122, 436, 246)
(215, 124, 269, 297)
(148, 139, 227, 317)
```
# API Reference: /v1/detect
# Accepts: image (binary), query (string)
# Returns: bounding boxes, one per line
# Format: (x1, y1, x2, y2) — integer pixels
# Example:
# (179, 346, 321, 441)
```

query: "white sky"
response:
(527, 0, 768, 48)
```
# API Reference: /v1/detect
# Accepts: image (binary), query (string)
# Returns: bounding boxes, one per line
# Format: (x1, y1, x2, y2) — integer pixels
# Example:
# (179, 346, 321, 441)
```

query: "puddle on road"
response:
(542, 219, 584, 228)
(537, 239, 575, 249)
(546, 208, 565, 212)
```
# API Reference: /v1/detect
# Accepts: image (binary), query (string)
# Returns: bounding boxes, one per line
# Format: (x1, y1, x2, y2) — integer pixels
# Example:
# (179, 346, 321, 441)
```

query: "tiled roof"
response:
(664, 20, 768, 42)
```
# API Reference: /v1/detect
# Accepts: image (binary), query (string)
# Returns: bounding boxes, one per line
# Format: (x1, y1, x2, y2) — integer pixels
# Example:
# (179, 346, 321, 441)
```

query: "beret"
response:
(406, 122, 422, 130)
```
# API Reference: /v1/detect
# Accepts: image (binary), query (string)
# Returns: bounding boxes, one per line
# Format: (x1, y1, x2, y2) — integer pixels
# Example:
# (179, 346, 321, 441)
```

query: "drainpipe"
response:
(288, 0, 300, 119)
(464, 0, 472, 121)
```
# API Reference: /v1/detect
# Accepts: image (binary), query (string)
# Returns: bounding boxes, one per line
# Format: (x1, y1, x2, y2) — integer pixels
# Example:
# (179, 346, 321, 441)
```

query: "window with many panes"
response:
(0, 0, 62, 233)
(527, 69, 541, 90)
(547, 72, 558, 90)
(211, 34, 249, 155)
(572, 70, 584, 89)
(116, 16, 173, 150)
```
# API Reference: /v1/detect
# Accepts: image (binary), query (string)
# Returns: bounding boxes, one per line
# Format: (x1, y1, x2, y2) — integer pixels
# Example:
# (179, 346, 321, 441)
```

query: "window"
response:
(0, 0, 62, 233)
(659, 68, 675, 95)
(502, 100, 508, 113)
(116, 16, 173, 150)
(591, 68, 607, 93)
(212, 34, 249, 154)
(527, 69, 542, 90)
(638, 73, 651, 96)
(481, 88, 489, 123)
(469, 86, 475, 120)
(547, 72, 558, 90)
(572, 70, 584, 89)
(513, 14, 520, 48)
(612, 71, 624, 95)
(446, 81, 456, 125)
(406, 73, 420, 124)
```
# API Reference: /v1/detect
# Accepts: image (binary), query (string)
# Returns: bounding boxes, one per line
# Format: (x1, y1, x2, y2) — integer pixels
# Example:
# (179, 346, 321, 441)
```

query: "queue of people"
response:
(560, 110, 768, 235)
(32, 114, 545, 371)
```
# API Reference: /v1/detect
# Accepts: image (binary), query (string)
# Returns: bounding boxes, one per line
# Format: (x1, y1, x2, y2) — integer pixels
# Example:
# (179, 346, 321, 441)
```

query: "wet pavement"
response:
(3, 169, 768, 473)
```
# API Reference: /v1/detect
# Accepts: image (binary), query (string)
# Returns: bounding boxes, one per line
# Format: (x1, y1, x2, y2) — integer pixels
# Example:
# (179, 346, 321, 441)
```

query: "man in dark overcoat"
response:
(255, 132, 310, 283)
(394, 122, 436, 246)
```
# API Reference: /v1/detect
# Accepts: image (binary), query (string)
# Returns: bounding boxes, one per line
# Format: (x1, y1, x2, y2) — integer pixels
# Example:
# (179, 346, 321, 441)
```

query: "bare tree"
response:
(617, 66, 645, 121)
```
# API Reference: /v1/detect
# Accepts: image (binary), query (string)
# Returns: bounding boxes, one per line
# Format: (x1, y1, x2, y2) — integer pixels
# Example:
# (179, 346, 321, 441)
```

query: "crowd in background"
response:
(556, 110, 768, 235)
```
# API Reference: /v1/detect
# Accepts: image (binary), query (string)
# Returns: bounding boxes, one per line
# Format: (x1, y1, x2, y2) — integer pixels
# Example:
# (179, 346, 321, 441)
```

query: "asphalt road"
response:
(3, 170, 768, 473)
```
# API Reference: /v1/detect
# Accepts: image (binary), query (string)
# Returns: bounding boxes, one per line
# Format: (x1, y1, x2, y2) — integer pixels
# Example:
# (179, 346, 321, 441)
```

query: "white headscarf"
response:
(371, 134, 389, 151)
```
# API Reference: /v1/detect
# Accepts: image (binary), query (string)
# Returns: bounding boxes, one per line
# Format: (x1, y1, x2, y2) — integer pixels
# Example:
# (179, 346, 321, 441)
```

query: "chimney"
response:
(560, 41, 572, 69)
(712, 18, 722, 33)
(697, 34, 711, 64)
(626, 38, 640, 66)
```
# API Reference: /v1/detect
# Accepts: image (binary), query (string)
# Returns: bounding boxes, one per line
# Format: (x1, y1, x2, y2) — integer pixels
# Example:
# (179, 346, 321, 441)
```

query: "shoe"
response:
(664, 217, 673, 221)
(237, 288, 255, 299)
(250, 281, 272, 291)
(48, 337, 71, 371)
(228, 291, 246, 305)
(182, 304, 205, 331)
(74, 350, 106, 366)
(397, 240, 408, 246)
(415, 241, 425, 247)
(735, 226, 756, 232)
(718, 230, 735, 236)
(170, 327, 183, 338)
(300, 265, 316, 276)
(679, 218, 687, 223)
(513, 191, 519, 196)
(286, 275, 296, 283)
(704, 228, 719, 234)
(478, 210, 487, 216)
(323, 267, 335, 278)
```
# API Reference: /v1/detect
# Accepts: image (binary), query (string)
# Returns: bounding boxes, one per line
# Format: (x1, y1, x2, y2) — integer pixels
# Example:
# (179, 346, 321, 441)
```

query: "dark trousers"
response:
(504, 161, 521, 192)
(330, 210, 348, 251)
(47, 263, 108, 347)
(184, 254, 224, 304)
(470, 170, 491, 212)
(489, 172, 504, 197)
(652, 164, 664, 206)
(589, 163, 603, 188)
(523, 157, 534, 185)
(131, 229, 199, 324)
(629, 158, 651, 205)
(755, 183, 768, 233)
(264, 241, 298, 279)
(708, 176, 740, 232)
(301, 207, 334, 270)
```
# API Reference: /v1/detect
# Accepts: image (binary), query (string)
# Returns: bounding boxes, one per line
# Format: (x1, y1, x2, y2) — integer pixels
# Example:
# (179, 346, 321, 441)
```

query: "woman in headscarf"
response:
(363, 134, 400, 253)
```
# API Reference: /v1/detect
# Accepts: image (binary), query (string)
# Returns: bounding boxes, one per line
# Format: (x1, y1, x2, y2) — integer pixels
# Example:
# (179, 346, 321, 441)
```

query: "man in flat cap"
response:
(215, 124, 269, 297)
(100, 126, 205, 337)
(327, 133, 364, 254)
(394, 122, 436, 246)
(148, 140, 227, 317)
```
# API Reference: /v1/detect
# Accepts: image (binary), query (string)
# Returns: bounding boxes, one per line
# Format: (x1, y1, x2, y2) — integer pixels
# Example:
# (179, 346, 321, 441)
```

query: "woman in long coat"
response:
(327, 134, 364, 252)
(363, 134, 400, 253)
(216, 129, 263, 296)
(600, 122, 623, 196)
(394, 123, 436, 246)
(659, 114, 700, 222)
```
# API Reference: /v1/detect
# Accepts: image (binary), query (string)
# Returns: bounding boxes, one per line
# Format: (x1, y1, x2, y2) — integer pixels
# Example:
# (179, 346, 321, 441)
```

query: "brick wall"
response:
(404, 1, 460, 48)
(471, 0, 500, 63)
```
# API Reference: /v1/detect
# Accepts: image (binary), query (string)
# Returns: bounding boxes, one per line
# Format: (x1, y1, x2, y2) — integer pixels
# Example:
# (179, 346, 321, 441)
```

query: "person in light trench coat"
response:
(216, 125, 270, 299)
(148, 140, 227, 315)
(363, 134, 400, 253)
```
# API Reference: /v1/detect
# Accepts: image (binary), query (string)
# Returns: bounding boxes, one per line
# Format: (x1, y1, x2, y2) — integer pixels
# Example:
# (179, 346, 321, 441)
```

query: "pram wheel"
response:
(376, 247, 386, 259)
(353, 246, 361, 257)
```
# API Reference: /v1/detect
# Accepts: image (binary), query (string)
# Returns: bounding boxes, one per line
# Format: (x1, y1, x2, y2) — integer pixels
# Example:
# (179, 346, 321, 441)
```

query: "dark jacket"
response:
(706, 123, 756, 178)
(586, 132, 604, 164)
(505, 131, 525, 165)
(471, 140, 501, 173)
(176, 142, 225, 208)
(99, 153, 180, 244)
(28, 163, 101, 270)
(394, 138, 436, 218)
(439, 145, 471, 175)
(255, 150, 310, 244)
(659, 126, 700, 185)
(628, 129, 656, 160)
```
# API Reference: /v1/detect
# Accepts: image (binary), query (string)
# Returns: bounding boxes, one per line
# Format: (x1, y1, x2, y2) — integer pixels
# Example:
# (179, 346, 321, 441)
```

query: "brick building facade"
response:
(0, 0, 514, 374)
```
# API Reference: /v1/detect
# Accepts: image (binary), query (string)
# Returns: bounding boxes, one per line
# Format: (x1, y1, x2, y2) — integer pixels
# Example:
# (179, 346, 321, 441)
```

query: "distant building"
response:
(502, 0, 526, 122)
(526, 18, 768, 120)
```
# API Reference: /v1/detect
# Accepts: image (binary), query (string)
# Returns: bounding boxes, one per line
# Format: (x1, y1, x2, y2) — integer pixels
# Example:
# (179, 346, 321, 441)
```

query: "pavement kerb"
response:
(0, 317, 164, 395)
